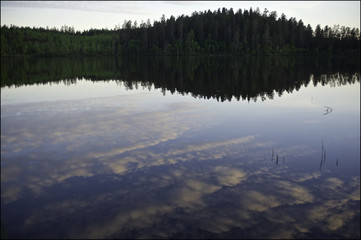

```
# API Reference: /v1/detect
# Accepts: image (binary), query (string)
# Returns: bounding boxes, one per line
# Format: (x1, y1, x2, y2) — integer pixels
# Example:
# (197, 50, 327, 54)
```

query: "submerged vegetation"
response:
(1, 7, 360, 56)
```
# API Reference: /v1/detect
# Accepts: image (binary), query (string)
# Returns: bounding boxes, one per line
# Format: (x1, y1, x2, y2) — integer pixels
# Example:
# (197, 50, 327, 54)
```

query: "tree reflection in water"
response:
(1, 56, 359, 102)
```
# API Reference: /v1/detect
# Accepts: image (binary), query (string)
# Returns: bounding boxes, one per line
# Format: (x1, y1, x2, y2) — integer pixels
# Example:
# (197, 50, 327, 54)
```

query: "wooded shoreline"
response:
(1, 7, 360, 57)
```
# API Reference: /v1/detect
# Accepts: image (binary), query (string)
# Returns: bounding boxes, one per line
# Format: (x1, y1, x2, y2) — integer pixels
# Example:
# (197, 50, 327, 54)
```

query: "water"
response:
(1, 56, 360, 239)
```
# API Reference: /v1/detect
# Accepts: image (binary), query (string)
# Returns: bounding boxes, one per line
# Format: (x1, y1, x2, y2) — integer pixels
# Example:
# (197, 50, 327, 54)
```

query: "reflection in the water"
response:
(1, 56, 360, 102)
(1, 56, 360, 239)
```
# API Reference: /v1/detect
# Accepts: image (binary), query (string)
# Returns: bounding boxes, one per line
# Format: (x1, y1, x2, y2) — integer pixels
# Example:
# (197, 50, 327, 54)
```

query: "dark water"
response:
(1, 56, 360, 239)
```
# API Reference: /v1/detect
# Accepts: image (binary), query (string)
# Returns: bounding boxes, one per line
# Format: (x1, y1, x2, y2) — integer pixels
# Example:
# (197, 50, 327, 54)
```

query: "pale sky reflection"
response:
(1, 85, 359, 238)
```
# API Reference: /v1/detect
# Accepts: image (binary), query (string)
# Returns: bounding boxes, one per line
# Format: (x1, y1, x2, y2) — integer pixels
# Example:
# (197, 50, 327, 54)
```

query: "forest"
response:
(1, 7, 360, 57)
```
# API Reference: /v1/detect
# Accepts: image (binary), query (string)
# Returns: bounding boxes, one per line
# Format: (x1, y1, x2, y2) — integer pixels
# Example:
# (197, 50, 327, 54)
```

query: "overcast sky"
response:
(1, 1, 360, 32)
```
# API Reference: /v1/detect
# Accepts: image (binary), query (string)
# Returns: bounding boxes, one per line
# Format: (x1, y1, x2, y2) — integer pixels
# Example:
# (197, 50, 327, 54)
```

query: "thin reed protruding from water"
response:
(319, 140, 324, 171)
(321, 140, 324, 162)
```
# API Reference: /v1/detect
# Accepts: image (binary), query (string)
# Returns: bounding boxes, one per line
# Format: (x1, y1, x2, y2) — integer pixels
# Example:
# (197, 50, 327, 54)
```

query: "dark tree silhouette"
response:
(1, 8, 360, 56)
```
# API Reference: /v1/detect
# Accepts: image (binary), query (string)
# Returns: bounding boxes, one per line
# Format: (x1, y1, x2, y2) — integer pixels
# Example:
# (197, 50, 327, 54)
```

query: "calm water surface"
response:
(1, 57, 360, 239)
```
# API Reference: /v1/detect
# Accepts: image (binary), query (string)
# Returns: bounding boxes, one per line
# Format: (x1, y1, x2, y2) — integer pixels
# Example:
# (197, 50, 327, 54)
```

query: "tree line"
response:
(1, 7, 360, 56)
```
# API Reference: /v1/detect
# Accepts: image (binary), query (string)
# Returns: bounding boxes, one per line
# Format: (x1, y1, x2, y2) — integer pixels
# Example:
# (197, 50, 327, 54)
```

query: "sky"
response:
(1, 1, 360, 32)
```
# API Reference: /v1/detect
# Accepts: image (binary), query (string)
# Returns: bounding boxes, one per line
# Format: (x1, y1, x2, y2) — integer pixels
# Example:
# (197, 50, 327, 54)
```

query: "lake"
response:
(1, 56, 360, 239)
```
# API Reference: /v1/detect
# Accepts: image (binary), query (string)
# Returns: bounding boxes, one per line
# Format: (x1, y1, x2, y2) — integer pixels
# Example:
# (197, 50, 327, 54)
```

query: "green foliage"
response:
(0, 25, 115, 56)
(1, 8, 360, 57)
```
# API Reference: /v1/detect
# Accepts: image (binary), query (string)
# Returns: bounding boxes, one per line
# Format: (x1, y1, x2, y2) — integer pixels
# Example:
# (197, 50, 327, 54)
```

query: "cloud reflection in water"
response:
(1, 93, 360, 239)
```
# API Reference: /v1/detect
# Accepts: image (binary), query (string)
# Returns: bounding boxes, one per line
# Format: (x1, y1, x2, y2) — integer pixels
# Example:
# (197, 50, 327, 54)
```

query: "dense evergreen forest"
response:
(1, 7, 360, 56)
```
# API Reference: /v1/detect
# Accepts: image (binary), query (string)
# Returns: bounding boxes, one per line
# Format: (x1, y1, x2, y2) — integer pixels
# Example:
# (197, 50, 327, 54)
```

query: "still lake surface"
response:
(1, 56, 360, 239)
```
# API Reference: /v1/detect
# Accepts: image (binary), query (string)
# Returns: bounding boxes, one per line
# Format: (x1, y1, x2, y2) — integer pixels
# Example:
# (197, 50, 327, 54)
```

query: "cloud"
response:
(81, 204, 175, 239)
(291, 171, 322, 182)
(200, 216, 240, 234)
(241, 190, 281, 212)
(212, 166, 247, 186)
(174, 179, 221, 209)
(1, 1, 155, 15)
(23, 198, 90, 228)
(324, 177, 344, 190)
(7, 152, 360, 239)
(276, 180, 315, 204)
(2, 86, 360, 238)
(1, 185, 23, 204)
(307, 199, 358, 232)
(108, 156, 137, 174)
(1, 94, 214, 204)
